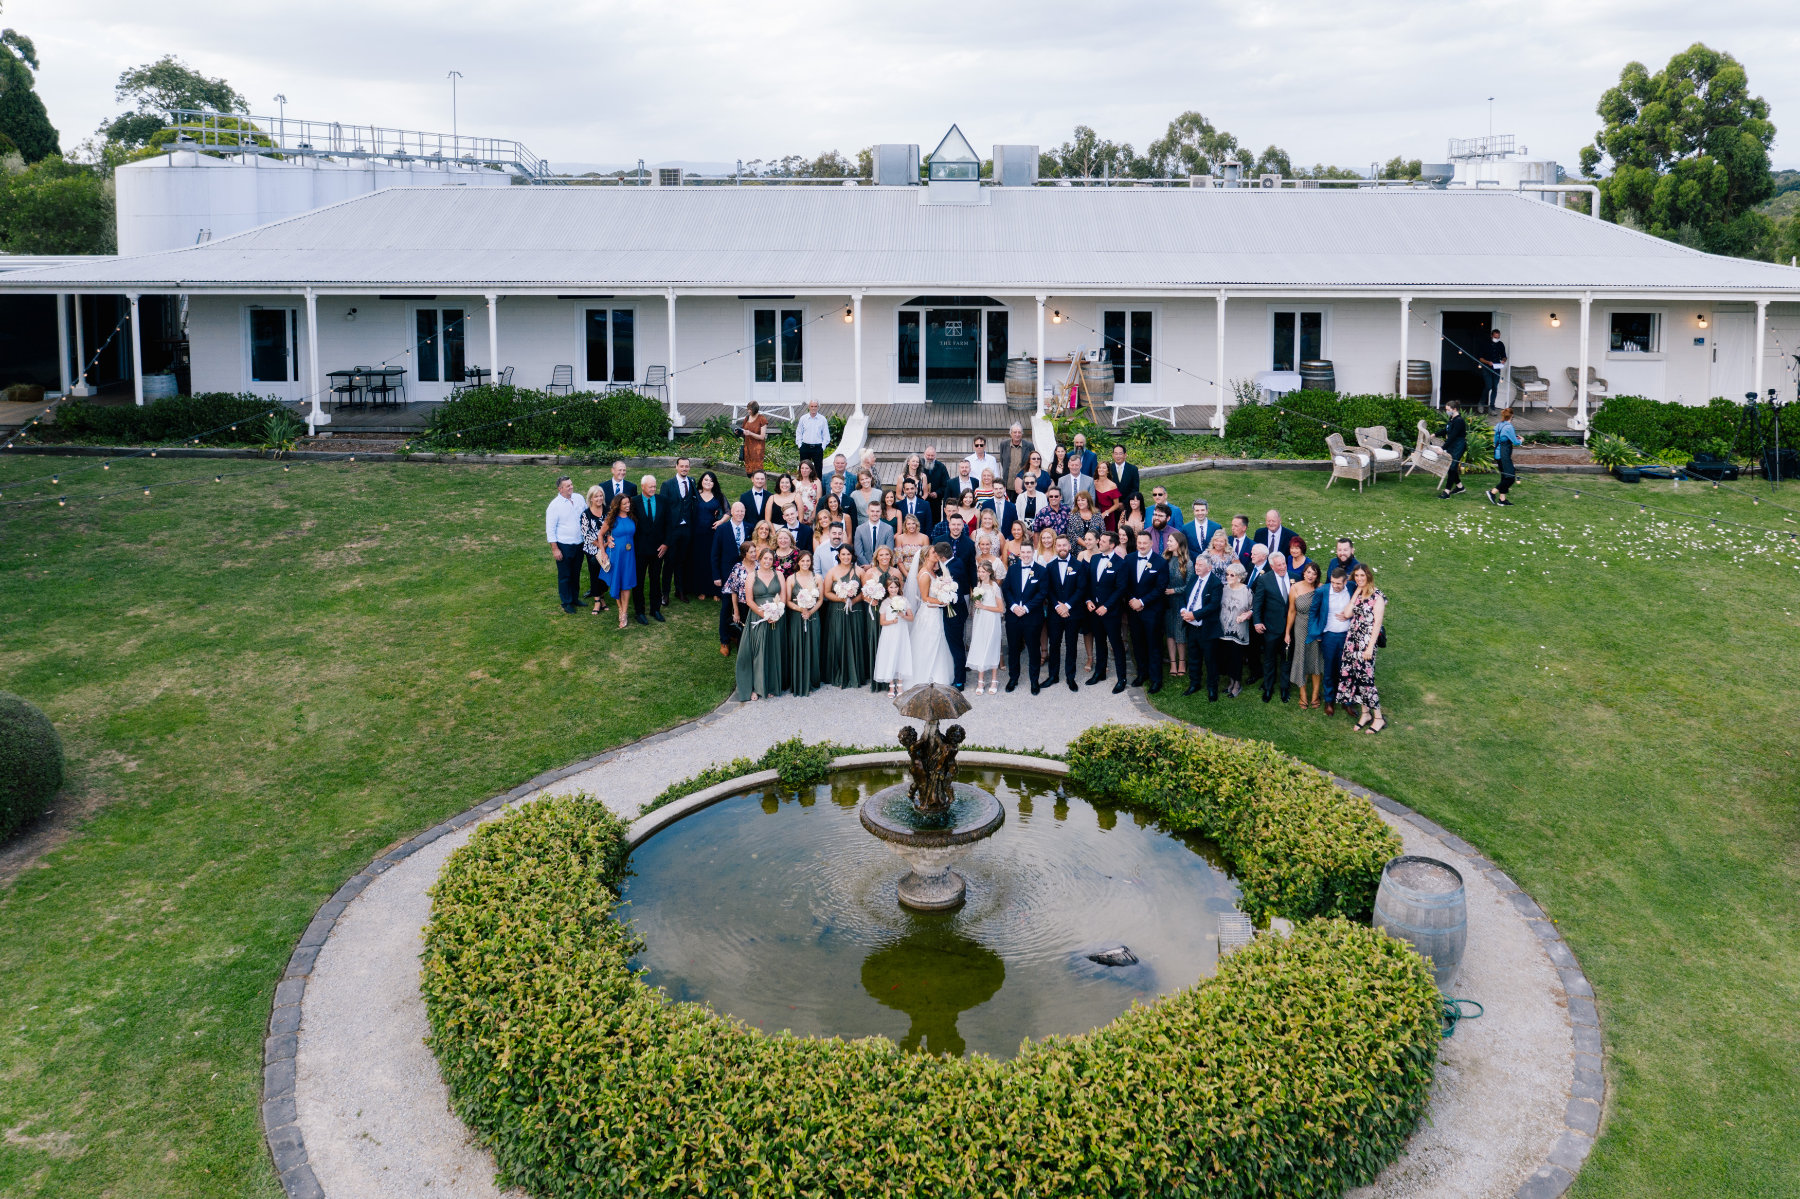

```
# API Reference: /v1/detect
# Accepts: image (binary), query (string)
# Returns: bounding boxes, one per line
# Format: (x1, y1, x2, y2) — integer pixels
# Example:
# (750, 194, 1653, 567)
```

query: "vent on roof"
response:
(656, 167, 683, 187)
(874, 144, 919, 186)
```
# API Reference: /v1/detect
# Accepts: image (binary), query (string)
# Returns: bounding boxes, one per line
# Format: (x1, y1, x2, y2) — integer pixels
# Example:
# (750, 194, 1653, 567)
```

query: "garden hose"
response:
(1441, 997, 1484, 1039)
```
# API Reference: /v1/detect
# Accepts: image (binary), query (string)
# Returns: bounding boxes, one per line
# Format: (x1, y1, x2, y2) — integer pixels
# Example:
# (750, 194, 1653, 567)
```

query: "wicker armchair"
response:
(1355, 426, 1407, 480)
(1565, 366, 1610, 407)
(1404, 419, 1454, 486)
(1510, 365, 1551, 410)
(1326, 433, 1374, 492)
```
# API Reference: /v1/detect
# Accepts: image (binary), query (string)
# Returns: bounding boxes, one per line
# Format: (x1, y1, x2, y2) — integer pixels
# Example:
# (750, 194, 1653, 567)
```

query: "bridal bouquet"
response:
(930, 574, 959, 605)
(880, 595, 908, 620)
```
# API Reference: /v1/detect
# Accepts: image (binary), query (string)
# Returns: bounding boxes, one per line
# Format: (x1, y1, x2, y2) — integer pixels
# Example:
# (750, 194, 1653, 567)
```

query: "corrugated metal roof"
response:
(4, 185, 1799, 292)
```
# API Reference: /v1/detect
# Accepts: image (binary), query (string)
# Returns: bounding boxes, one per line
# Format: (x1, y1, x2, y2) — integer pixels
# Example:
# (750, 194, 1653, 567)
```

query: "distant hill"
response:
(1760, 169, 1800, 218)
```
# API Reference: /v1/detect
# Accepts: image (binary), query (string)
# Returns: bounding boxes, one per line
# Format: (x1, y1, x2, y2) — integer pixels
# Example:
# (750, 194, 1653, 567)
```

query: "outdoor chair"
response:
(1404, 419, 1454, 486)
(1354, 425, 1407, 480)
(1510, 365, 1552, 410)
(328, 373, 360, 411)
(497, 365, 514, 387)
(1565, 366, 1610, 407)
(641, 365, 668, 402)
(546, 365, 574, 395)
(1325, 433, 1375, 492)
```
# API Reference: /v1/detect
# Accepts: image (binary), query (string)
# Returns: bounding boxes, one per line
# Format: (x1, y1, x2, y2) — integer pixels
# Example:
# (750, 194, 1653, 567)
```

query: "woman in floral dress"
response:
(1338, 563, 1388, 734)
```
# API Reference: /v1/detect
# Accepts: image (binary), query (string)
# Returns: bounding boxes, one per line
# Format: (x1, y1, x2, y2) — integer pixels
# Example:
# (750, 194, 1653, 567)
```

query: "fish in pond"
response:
(1086, 945, 1138, 967)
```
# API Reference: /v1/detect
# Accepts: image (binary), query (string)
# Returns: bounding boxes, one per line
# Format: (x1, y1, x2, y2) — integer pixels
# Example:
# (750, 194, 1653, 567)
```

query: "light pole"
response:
(273, 93, 287, 146)
(447, 70, 463, 142)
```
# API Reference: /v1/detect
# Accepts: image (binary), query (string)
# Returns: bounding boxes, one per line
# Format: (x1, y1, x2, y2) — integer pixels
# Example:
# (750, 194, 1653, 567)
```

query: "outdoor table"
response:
(326, 369, 364, 409)
(1255, 369, 1302, 401)
(463, 367, 491, 386)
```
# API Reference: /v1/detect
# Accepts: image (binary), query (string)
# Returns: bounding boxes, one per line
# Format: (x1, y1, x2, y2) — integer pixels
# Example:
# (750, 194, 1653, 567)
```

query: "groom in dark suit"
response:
(1124, 528, 1168, 693)
(1002, 543, 1047, 694)
(1043, 534, 1087, 690)
(1085, 530, 1129, 692)
(938, 523, 975, 690)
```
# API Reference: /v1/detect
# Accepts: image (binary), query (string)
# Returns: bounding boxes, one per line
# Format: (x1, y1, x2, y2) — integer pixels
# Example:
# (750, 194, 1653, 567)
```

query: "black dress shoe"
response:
(1112, 680, 1127, 694)
(1147, 680, 1162, 695)
(1263, 691, 1273, 703)
(1044, 674, 1059, 686)
(652, 610, 666, 623)
(1207, 692, 1218, 702)
(1182, 683, 1201, 696)
(1067, 678, 1079, 692)
(1129, 676, 1145, 687)
(636, 614, 648, 626)
(1085, 672, 1105, 686)
(1030, 681, 1040, 695)
(1005, 680, 1018, 693)
(562, 604, 577, 614)
(1280, 691, 1289, 702)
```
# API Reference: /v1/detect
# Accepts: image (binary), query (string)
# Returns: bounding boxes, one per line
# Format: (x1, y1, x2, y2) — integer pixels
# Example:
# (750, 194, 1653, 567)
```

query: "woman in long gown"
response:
(740, 401, 769, 473)
(690, 471, 726, 600)
(822, 545, 863, 689)
(1162, 538, 1193, 678)
(768, 530, 801, 693)
(907, 546, 956, 686)
(735, 549, 785, 700)
(1092, 461, 1122, 531)
(1339, 564, 1388, 733)
(787, 551, 823, 698)
(966, 557, 1004, 693)
(1285, 561, 1323, 709)
(596, 495, 639, 630)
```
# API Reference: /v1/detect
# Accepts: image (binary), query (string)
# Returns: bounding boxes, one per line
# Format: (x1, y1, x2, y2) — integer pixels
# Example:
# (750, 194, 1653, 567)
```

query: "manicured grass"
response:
(0, 458, 738, 1197)
(0, 453, 1796, 1198)
(1151, 469, 1800, 1199)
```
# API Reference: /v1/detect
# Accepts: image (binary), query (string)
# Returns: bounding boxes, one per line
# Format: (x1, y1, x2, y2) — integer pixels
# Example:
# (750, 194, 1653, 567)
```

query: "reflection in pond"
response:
(862, 918, 1004, 1057)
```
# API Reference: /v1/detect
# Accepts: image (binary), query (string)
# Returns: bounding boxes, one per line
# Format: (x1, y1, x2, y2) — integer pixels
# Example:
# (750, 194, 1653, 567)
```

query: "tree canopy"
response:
(1578, 43, 1776, 258)
(0, 154, 114, 254)
(100, 55, 247, 150)
(0, 13, 60, 162)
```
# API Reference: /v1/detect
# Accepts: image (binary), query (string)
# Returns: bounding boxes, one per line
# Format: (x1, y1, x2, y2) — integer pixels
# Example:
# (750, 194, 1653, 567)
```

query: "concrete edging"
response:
(266, 693, 1604, 1199)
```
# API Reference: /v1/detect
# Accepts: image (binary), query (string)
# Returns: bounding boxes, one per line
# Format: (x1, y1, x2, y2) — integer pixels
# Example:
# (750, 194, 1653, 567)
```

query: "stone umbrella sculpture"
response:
(858, 684, 1005, 910)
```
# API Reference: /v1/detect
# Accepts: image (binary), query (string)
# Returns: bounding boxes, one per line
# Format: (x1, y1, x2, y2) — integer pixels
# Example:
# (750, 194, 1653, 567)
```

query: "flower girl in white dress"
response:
(966, 558, 1005, 694)
(872, 576, 914, 696)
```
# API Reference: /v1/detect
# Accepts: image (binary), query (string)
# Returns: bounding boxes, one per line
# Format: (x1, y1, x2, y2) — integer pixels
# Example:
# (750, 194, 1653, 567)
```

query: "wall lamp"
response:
(1697, 314, 1709, 328)
(1548, 312, 1560, 328)
(344, 307, 359, 323)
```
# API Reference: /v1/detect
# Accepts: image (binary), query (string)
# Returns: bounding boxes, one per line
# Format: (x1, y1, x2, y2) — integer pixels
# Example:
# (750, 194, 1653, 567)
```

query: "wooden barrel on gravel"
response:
(1004, 358, 1037, 413)
(1396, 359, 1434, 398)
(1374, 854, 1467, 987)
(1298, 359, 1336, 393)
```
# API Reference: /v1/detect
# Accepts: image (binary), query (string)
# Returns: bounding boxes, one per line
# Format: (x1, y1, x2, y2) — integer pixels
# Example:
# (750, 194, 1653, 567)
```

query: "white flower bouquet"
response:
(930, 574, 959, 604)
(759, 598, 784, 624)
(833, 579, 858, 601)
(794, 586, 820, 611)
(972, 584, 997, 606)
(880, 596, 909, 620)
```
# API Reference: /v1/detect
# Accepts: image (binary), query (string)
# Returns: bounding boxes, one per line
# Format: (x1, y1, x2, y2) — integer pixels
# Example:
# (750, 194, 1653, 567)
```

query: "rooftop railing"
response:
(165, 109, 550, 178)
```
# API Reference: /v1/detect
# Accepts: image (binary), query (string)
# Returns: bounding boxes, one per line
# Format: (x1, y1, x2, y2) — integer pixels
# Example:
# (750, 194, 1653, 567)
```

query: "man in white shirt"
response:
(794, 400, 830, 476)
(963, 436, 1000, 488)
(1321, 566, 1354, 715)
(544, 475, 585, 614)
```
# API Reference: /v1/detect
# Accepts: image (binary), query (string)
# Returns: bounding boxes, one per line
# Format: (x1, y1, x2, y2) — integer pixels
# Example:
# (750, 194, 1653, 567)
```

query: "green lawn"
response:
(1152, 470, 1800, 1199)
(0, 456, 1796, 1198)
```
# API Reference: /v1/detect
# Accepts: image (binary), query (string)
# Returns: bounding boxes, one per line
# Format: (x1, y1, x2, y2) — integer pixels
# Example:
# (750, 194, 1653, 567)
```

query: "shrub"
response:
(0, 692, 63, 841)
(423, 793, 1440, 1199)
(1066, 722, 1401, 923)
(52, 393, 280, 445)
(1223, 391, 1442, 459)
(1587, 430, 1643, 469)
(641, 736, 839, 814)
(421, 385, 670, 452)
(1591, 395, 1757, 459)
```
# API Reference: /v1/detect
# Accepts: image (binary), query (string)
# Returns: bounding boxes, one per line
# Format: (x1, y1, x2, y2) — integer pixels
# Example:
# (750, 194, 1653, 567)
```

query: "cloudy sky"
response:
(16, 0, 1800, 172)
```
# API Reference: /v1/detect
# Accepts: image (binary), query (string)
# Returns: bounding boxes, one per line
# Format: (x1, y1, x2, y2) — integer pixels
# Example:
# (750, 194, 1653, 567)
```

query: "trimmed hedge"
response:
(1224, 390, 1443, 458)
(420, 384, 670, 452)
(52, 393, 281, 445)
(424, 792, 1440, 1199)
(641, 735, 836, 813)
(1067, 722, 1401, 924)
(0, 692, 63, 840)
(1590, 394, 1763, 459)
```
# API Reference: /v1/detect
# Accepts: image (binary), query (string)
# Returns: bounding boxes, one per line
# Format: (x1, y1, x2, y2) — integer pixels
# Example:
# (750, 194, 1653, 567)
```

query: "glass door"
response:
(412, 306, 467, 400)
(246, 306, 300, 400)
(751, 307, 806, 405)
(925, 308, 979, 403)
(1101, 309, 1154, 407)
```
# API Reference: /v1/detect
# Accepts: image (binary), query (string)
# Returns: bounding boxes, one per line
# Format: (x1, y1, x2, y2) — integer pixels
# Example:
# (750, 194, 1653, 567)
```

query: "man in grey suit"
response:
(853, 516, 894, 566)
(1057, 447, 1095, 509)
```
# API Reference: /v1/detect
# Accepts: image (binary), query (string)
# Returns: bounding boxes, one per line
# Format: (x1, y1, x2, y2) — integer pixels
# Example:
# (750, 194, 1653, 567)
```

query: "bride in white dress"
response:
(907, 545, 956, 686)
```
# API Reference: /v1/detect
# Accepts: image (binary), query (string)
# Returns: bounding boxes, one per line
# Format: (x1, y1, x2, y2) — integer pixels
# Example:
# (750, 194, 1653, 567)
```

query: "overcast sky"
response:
(17, 0, 1800, 173)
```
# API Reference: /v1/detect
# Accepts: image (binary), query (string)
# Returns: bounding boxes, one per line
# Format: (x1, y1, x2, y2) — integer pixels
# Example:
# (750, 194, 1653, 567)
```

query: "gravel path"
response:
(291, 683, 1577, 1199)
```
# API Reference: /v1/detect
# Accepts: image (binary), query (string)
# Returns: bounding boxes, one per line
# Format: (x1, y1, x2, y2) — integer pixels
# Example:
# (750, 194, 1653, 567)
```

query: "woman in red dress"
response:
(740, 401, 769, 473)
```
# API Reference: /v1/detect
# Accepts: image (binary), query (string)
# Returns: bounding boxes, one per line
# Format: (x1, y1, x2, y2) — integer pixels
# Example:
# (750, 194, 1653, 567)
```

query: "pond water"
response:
(621, 767, 1242, 1059)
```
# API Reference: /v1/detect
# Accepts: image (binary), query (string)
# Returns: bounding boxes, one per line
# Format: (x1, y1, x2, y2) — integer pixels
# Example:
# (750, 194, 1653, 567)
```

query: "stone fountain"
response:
(858, 684, 1005, 911)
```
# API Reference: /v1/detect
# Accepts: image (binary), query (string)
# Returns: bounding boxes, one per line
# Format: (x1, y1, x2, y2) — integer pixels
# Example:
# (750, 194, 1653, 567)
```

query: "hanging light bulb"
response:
(58, 497, 66, 506)
(1549, 313, 1560, 328)
(843, 305, 853, 323)
(1051, 309, 1064, 323)
(215, 474, 222, 483)
(50, 474, 57, 484)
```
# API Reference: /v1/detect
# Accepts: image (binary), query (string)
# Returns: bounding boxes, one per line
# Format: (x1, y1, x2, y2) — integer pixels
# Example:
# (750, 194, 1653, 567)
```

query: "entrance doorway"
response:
(1440, 311, 1493, 406)
(925, 308, 979, 403)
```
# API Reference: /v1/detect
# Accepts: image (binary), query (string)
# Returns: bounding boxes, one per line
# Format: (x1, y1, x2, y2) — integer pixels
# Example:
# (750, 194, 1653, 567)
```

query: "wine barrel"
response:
(1298, 359, 1336, 393)
(1080, 360, 1115, 409)
(1004, 357, 1037, 413)
(1374, 855, 1467, 987)
(1395, 359, 1433, 398)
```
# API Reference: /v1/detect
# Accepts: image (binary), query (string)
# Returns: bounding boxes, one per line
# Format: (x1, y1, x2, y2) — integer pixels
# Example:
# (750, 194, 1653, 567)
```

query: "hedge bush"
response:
(640, 735, 838, 814)
(1590, 395, 1763, 459)
(423, 792, 1440, 1199)
(52, 393, 281, 445)
(0, 692, 64, 841)
(1067, 722, 1400, 924)
(420, 384, 670, 452)
(1223, 390, 1443, 458)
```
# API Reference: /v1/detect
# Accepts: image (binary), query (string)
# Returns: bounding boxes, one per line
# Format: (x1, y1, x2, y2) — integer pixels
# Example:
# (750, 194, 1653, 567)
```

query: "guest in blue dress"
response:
(598, 495, 640, 629)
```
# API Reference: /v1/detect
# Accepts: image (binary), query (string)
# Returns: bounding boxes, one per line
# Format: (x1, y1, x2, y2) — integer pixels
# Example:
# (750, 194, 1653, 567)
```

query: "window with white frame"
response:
(1609, 312, 1660, 354)
(1102, 309, 1153, 384)
(753, 308, 804, 383)
(585, 308, 637, 383)
(1270, 309, 1325, 372)
(248, 307, 298, 383)
(414, 307, 466, 383)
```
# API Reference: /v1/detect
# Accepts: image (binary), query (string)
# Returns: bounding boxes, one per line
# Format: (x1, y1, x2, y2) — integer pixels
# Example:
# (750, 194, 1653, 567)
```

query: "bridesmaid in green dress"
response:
(735, 549, 786, 701)
(787, 551, 823, 697)
(822, 544, 861, 690)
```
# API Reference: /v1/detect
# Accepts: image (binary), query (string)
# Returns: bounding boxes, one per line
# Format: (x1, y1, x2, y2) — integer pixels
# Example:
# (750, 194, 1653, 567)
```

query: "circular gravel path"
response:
(265, 684, 1602, 1199)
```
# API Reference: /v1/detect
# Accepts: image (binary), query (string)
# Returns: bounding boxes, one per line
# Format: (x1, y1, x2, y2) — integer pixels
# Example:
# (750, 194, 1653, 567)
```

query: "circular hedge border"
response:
(421, 725, 1442, 1198)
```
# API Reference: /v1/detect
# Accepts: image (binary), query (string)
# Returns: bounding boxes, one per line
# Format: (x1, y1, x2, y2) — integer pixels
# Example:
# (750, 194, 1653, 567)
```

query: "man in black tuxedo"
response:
(1085, 530, 1129, 692)
(631, 474, 667, 624)
(938, 525, 975, 689)
(920, 446, 952, 524)
(1002, 542, 1047, 693)
(1123, 528, 1168, 693)
(710, 501, 749, 651)
(1251, 550, 1294, 702)
(1108, 444, 1140, 503)
(1043, 534, 1087, 691)
(657, 457, 699, 601)
(1179, 557, 1224, 698)
(896, 478, 931, 531)
(738, 471, 771, 526)
(599, 460, 637, 509)
(1252, 509, 1296, 559)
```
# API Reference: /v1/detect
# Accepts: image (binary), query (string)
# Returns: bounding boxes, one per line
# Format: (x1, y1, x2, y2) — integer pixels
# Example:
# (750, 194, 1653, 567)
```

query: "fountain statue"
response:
(858, 684, 1004, 911)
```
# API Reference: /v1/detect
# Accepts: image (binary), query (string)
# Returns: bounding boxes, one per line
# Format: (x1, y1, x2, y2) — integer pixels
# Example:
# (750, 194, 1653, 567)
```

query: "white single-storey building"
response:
(8, 131, 1800, 451)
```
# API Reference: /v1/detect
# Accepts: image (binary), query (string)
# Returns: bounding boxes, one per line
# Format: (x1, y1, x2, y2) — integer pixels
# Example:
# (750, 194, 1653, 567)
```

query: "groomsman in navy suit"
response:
(1184, 499, 1222, 557)
(1123, 528, 1168, 693)
(1043, 534, 1087, 691)
(896, 478, 931, 530)
(1252, 508, 1297, 558)
(1227, 514, 1254, 572)
(1002, 542, 1047, 694)
(1085, 530, 1129, 693)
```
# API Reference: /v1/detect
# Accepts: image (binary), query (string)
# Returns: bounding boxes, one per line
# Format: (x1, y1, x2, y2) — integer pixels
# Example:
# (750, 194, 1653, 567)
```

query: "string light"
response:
(57, 496, 65, 506)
